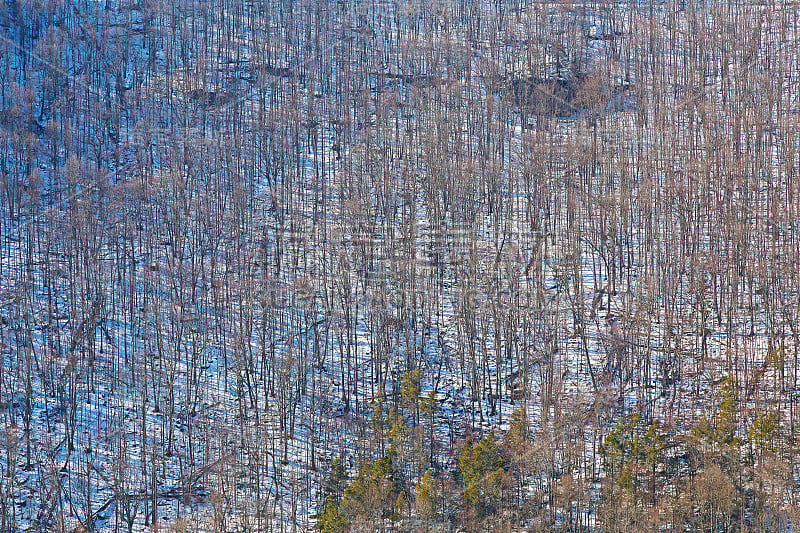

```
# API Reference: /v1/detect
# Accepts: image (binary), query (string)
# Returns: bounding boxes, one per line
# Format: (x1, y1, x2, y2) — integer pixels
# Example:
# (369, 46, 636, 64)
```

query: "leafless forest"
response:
(1, 0, 800, 531)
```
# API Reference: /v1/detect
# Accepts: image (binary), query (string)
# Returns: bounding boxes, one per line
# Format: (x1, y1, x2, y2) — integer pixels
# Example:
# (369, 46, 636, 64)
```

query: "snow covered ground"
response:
(1, 0, 799, 531)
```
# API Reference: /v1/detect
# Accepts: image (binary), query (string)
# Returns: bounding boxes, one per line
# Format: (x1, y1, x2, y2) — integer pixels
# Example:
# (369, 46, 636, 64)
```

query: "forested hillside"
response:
(1, 0, 800, 531)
